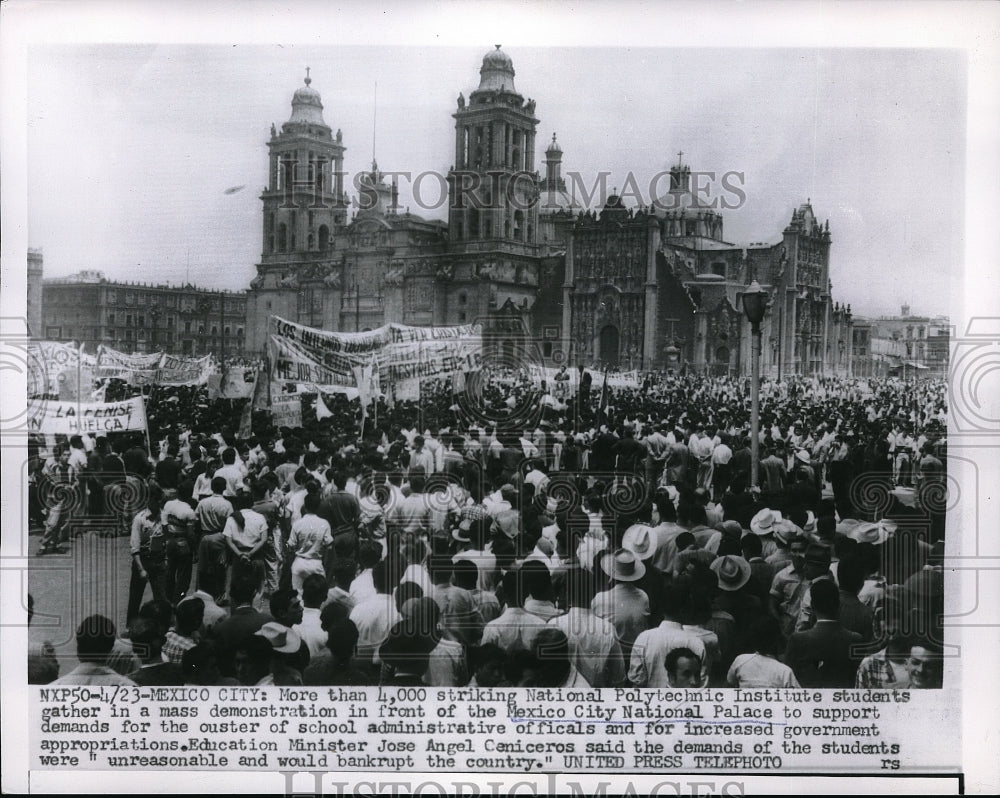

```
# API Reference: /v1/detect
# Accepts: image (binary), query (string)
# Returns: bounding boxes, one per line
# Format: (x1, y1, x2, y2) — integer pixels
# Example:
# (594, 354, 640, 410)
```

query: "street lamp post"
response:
(741, 280, 768, 491)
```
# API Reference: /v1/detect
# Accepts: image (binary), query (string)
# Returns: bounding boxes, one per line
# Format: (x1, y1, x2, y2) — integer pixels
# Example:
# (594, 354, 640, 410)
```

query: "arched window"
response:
(318, 224, 329, 252)
(277, 223, 288, 252)
(513, 210, 524, 241)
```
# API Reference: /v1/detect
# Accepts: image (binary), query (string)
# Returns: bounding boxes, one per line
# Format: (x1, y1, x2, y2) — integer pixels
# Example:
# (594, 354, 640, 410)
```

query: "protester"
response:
(30, 361, 947, 690)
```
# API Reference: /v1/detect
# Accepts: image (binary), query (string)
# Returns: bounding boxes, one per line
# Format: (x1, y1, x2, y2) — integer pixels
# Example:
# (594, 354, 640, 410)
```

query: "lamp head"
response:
(741, 280, 768, 326)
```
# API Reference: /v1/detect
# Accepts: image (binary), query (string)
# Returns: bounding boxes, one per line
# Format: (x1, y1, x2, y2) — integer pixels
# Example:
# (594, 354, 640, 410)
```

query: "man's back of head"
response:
(76, 614, 118, 664)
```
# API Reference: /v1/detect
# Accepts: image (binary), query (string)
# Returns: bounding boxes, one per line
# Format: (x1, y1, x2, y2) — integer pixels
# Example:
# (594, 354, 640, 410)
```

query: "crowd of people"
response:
(28, 368, 947, 691)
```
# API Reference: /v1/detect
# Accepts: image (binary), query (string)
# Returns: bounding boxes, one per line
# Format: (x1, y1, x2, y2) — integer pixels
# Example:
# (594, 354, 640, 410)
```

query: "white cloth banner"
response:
(314, 393, 334, 420)
(269, 316, 481, 390)
(27, 397, 148, 435)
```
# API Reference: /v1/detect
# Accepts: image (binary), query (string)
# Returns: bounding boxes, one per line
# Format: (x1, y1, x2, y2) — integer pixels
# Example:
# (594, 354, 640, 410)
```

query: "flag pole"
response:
(142, 393, 153, 459)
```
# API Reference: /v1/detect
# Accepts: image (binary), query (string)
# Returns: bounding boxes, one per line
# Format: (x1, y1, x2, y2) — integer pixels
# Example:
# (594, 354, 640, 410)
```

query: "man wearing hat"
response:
(750, 508, 782, 560)
(790, 448, 816, 486)
(711, 554, 753, 594)
(255, 622, 306, 685)
(623, 524, 667, 625)
(591, 549, 651, 660)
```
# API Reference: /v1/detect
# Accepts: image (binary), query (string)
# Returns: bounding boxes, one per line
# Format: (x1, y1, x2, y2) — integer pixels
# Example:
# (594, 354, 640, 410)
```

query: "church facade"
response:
(245, 48, 852, 378)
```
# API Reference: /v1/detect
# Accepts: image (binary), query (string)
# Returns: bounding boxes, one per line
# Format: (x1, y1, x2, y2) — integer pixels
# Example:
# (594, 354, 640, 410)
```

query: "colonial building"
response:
(554, 163, 853, 376)
(245, 48, 853, 377)
(852, 307, 949, 379)
(41, 271, 247, 358)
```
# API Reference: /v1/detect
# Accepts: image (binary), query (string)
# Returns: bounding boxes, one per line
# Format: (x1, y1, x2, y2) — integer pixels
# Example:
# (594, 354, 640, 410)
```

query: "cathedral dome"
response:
(545, 132, 563, 156)
(477, 45, 517, 93)
(288, 70, 327, 126)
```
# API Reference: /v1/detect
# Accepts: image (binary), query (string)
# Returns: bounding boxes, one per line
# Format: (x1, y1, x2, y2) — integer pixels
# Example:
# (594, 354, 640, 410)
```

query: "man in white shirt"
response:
(628, 576, 707, 687)
(591, 550, 650, 658)
(481, 570, 547, 653)
(214, 448, 246, 498)
(287, 493, 332, 594)
(349, 561, 401, 666)
(293, 573, 330, 658)
(549, 568, 625, 687)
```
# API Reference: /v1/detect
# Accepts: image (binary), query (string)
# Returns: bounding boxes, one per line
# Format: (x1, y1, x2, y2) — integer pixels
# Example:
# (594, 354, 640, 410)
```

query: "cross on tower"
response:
(677, 150, 684, 167)
(305, 66, 311, 85)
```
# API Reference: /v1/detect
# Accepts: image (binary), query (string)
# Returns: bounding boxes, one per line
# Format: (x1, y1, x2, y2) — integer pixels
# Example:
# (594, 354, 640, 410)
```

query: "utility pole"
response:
(220, 290, 226, 361)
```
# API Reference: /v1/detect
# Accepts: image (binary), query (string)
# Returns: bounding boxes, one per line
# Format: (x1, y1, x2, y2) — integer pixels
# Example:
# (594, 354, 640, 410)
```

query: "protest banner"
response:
(268, 316, 482, 391)
(270, 395, 302, 428)
(26, 397, 148, 435)
(208, 366, 256, 399)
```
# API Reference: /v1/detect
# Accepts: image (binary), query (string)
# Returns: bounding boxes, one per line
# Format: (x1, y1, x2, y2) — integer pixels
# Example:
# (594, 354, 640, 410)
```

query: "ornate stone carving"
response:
(278, 272, 298, 288)
(435, 263, 454, 281)
(249, 274, 264, 289)
(323, 269, 342, 289)
(709, 311, 734, 341)
(384, 266, 404, 286)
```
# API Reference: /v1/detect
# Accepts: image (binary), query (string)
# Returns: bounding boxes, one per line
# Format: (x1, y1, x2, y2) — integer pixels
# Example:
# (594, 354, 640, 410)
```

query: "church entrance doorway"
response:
(599, 325, 620, 368)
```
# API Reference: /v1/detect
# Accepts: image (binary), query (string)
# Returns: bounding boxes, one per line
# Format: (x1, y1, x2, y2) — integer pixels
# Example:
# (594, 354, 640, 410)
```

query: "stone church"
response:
(245, 48, 852, 377)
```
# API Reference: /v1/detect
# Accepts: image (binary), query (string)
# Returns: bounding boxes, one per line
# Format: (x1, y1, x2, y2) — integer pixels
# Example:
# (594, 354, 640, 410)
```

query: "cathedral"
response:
(245, 48, 852, 378)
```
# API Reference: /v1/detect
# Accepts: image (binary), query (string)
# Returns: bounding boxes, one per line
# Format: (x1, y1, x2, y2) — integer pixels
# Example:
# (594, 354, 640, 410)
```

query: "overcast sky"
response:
(27, 44, 964, 318)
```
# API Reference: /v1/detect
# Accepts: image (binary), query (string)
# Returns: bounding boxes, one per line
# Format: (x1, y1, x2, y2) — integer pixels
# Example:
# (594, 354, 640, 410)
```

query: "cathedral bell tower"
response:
(260, 69, 348, 264)
(448, 46, 540, 253)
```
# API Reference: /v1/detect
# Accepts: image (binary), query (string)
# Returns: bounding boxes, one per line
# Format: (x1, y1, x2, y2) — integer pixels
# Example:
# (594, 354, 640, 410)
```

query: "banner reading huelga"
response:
(268, 316, 482, 390)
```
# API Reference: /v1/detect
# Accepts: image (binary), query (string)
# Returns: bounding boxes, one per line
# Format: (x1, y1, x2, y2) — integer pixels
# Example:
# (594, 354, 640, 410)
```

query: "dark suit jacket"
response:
(785, 619, 863, 688)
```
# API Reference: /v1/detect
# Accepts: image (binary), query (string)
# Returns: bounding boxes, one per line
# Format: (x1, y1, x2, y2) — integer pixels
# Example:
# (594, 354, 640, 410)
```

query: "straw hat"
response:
(710, 555, 752, 592)
(795, 449, 811, 464)
(848, 520, 895, 545)
(622, 524, 658, 560)
(255, 622, 302, 654)
(750, 508, 782, 536)
(600, 548, 646, 582)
